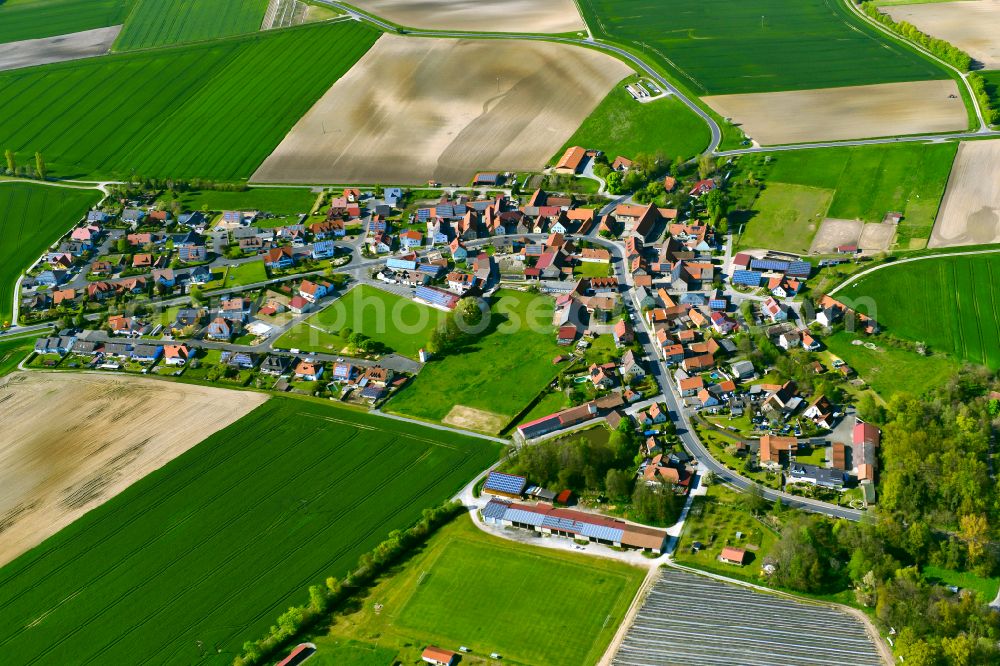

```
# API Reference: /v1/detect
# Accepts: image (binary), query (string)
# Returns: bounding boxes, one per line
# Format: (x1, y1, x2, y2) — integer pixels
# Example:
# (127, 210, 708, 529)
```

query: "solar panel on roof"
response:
(709, 299, 727, 310)
(750, 258, 789, 271)
(732, 270, 762, 286)
(482, 500, 509, 520)
(484, 471, 527, 495)
(416, 209, 431, 220)
(786, 261, 811, 277)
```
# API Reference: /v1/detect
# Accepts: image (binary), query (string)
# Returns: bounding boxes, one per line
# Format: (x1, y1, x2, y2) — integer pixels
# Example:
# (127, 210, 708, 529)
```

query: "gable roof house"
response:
(759, 435, 797, 469)
(294, 359, 323, 380)
(620, 349, 646, 382)
(206, 317, 233, 340)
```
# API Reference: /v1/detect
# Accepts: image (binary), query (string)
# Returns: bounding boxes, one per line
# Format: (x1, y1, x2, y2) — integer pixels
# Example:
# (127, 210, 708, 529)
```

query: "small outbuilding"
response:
(422, 646, 458, 666)
(720, 546, 748, 566)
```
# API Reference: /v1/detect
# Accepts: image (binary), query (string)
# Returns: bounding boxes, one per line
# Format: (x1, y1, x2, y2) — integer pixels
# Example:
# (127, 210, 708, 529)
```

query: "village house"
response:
(294, 359, 323, 381)
(206, 317, 233, 340)
(299, 280, 330, 303)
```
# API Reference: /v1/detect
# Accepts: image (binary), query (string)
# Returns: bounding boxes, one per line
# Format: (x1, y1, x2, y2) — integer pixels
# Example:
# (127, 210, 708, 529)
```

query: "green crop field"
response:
(176, 187, 318, 215)
(386, 289, 565, 430)
(0, 334, 36, 376)
(0, 396, 500, 665)
(738, 183, 833, 253)
(0, 183, 101, 324)
(763, 143, 958, 228)
(313, 518, 644, 666)
(577, 0, 943, 94)
(558, 81, 711, 161)
(0, 21, 379, 180)
(0, 0, 132, 44)
(275, 285, 447, 359)
(115, 0, 269, 51)
(838, 254, 1000, 369)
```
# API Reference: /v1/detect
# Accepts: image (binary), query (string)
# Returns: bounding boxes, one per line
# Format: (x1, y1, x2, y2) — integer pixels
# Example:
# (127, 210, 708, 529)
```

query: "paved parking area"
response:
(612, 567, 884, 666)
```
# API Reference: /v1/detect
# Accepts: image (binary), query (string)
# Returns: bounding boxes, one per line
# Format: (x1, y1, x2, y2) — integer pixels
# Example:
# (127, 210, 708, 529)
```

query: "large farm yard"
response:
(0, 21, 378, 180)
(705, 79, 967, 145)
(0, 372, 267, 567)
(839, 254, 1000, 369)
(275, 285, 447, 359)
(577, 0, 944, 94)
(929, 140, 1000, 248)
(386, 289, 564, 433)
(0, 395, 500, 664)
(349, 0, 586, 33)
(0, 182, 100, 324)
(251, 35, 631, 185)
(114, 0, 269, 51)
(313, 518, 644, 666)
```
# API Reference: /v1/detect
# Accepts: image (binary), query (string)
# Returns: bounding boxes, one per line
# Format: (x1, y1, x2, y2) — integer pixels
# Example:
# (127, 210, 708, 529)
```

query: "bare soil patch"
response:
(349, 0, 585, 33)
(859, 222, 897, 253)
(443, 404, 508, 434)
(885, 1, 1000, 69)
(252, 35, 631, 185)
(0, 25, 121, 72)
(0, 372, 266, 566)
(930, 140, 1000, 248)
(811, 218, 864, 254)
(704, 80, 967, 145)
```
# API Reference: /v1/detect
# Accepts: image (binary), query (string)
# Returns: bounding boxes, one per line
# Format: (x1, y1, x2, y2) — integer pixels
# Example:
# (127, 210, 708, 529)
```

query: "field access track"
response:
(0, 396, 500, 665)
(612, 568, 884, 666)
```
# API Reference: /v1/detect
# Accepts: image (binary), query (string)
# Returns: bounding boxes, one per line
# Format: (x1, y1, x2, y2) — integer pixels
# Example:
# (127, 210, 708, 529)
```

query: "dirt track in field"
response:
(350, 0, 585, 33)
(704, 80, 967, 145)
(0, 26, 121, 72)
(885, 1, 1000, 69)
(251, 35, 630, 185)
(929, 141, 1000, 248)
(0, 373, 266, 566)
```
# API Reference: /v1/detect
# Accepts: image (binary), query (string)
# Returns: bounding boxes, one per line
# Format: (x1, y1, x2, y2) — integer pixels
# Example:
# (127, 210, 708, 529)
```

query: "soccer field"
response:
(577, 0, 943, 94)
(0, 396, 500, 664)
(314, 518, 645, 666)
(0, 182, 100, 325)
(115, 0, 268, 51)
(0, 21, 378, 180)
(839, 254, 1000, 369)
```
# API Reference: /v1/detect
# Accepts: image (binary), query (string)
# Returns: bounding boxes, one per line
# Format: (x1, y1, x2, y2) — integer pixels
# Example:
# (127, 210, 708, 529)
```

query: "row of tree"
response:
(859, 2, 973, 70)
(234, 500, 465, 666)
(4, 149, 46, 179)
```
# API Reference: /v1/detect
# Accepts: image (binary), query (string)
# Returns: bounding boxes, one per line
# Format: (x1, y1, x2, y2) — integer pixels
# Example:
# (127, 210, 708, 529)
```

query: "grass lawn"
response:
(0, 182, 101, 324)
(577, 0, 944, 95)
(312, 518, 644, 666)
(583, 333, 619, 365)
(0, 396, 500, 665)
(308, 639, 397, 666)
(0, 21, 378, 180)
(275, 285, 447, 359)
(795, 444, 828, 466)
(175, 187, 318, 215)
(760, 142, 957, 241)
(574, 260, 612, 279)
(517, 389, 570, 425)
(737, 182, 833, 253)
(674, 484, 778, 579)
(385, 290, 565, 429)
(824, 330, 961, 398)
(0, 335, 36, 375)
(0, 0, 131, 44)
(922, 566, 1000, 603)
(221, 260, 267, 288)
(115, 0, 268, 51)
(838, 254, 1000, 369)
(558, 81, 711, 160)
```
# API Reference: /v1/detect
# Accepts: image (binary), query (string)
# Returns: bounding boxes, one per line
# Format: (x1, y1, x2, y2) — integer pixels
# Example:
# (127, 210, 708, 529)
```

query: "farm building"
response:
(421, 646, 457, 666)
(482, 471, 527, 499)
(719, 547, 747, 565)
(554, 146, 587, 174)
(276, 643, 317, 666)
(482, 499, 668, 553)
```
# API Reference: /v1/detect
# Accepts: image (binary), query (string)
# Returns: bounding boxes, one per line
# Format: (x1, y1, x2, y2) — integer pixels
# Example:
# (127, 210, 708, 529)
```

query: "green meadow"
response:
(0, 0, 131, 44)
(115, 0, 269, 51)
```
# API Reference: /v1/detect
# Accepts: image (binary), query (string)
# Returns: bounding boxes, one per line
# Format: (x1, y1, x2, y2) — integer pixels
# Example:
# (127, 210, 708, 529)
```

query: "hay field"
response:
(252, 35, 631, 185)
(0, 372, 266, 567)
(930, 140, 1000, 247)
(349, 0, 585, 33)
(885, 1, 1000, 69)
(0, 25, 121, 72)
(705, 80, 967, 145)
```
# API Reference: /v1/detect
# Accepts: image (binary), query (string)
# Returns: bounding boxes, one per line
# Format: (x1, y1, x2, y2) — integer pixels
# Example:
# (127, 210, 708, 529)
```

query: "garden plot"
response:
(885, 1, 1000, 69)
(612, 567, 885, 666)
(349, 0, 585, 33)
(929, 140, 1000, 248)
(0, 25, 120, 72)
(704, 80, 966, 145)
(0, 372, 266, 567)
(252, 35, 631, 185)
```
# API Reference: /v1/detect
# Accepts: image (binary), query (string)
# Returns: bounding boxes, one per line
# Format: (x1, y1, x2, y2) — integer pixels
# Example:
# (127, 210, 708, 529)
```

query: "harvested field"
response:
(0, 25, 121, 72)
(252, 35, 631, 185)
(0, 372, 266, 567)
(350, 0, 585, 33)
(810, 218, 864, 254)
(930, 140, 1000, 248)
(885, 1, 1000, 69)
(705, 80, 967, 145)
(443, 405, 508, 434)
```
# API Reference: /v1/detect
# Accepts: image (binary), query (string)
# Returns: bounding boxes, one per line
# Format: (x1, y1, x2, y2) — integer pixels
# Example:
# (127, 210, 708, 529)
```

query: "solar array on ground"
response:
(613, 568, 883, 666)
